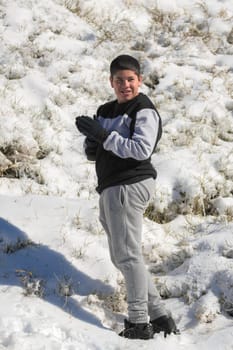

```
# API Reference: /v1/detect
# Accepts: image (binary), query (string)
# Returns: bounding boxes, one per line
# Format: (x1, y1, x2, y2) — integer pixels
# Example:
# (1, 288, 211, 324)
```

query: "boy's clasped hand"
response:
(75, 116, 109, 144)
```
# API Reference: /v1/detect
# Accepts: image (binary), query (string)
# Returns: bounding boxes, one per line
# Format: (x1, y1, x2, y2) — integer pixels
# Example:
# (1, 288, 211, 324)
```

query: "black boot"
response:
(119, 319, 154, 340)
(151, 315, 180, 338)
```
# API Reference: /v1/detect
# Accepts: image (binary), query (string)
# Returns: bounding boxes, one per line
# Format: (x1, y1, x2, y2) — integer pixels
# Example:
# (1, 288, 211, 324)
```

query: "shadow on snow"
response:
(0, 217, 113, 329)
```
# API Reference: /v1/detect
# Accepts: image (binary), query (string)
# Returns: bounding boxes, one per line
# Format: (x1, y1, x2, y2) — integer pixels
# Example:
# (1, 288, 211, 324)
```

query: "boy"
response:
(75, 55, 178, 340)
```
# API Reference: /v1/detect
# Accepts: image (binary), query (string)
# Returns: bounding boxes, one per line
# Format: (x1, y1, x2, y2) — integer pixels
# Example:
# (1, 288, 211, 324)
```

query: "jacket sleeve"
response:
(102, 108, 161, 160)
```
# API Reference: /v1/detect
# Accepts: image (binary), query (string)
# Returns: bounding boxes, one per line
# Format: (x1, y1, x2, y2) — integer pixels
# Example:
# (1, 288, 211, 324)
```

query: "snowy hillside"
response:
(0, 0, 233, 349)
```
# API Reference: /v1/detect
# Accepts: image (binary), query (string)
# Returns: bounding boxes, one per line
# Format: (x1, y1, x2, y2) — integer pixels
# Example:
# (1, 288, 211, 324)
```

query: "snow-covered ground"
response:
(0, 0, 233, 349)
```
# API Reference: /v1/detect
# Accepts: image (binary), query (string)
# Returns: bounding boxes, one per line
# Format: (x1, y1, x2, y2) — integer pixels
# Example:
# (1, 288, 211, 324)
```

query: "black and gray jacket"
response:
(84, 93, 162, 193)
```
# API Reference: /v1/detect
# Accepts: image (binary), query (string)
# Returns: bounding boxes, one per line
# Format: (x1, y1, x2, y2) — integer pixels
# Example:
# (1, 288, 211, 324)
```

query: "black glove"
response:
(85, 137, 98, 161)
(75, 116, 109, 144)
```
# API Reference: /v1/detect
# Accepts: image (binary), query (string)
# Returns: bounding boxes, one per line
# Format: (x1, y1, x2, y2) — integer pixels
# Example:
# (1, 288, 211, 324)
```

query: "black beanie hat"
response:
(110, 55, 141, 76)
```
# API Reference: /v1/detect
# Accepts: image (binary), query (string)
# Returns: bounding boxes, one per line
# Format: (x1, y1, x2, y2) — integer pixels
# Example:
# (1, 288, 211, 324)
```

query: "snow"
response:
(0, 0, 233, 348)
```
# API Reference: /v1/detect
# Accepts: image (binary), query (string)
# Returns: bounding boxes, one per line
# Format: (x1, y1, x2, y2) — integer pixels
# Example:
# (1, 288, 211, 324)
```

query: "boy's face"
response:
(110, 70, 142, 104)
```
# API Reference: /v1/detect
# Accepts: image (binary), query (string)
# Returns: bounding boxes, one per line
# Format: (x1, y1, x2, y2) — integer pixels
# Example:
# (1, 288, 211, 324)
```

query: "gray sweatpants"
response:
(99, 177, 168, 324)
